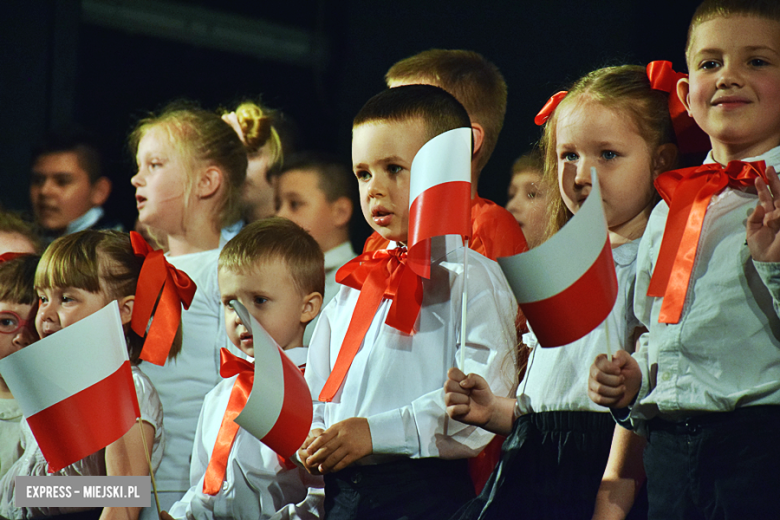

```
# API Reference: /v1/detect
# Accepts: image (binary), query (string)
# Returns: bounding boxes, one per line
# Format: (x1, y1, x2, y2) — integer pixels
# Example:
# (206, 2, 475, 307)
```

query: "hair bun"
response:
(234, 102, 274, 153)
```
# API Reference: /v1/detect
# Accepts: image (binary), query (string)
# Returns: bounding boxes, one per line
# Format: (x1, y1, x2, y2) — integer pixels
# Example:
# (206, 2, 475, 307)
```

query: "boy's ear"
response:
(652, 143, 678, 178)
(677, 77, 692, 116)
(89, 177, 112, 207)
(300, 291, 323, 325)
(117, 295, 135, 326)
(197, 166, 223, 199)
(330, 197, 353, 228)
(471, 123, 485, 160)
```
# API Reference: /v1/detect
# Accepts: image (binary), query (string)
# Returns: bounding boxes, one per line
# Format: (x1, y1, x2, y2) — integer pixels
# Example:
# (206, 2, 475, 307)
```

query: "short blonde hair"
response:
(386, 49, 507, 172)
(0, 255, 39, 306)
(0, 211, 41, 253)
(219, 217, 324, 298)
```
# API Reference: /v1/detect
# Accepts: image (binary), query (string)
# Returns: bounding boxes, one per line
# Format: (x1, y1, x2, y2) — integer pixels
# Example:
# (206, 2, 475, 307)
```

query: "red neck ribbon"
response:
(0, 252, 29, 263)
(202, 349, 254, 495)
(318, 248, 423, 402)
(647, 161, 767, 323)
(129, 231, 197, 365)
(534, 91, 568, 126)
(646, 61, 711, 155)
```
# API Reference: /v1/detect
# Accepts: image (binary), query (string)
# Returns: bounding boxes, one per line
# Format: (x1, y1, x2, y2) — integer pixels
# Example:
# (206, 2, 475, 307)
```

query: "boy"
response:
(301, 85, 518, 519)
(363, 49, 528, 261)
(165, 217, 325, 520)
(270, 152, 360, 345)
(29, 129, 119, 243)
(589, 1, 780, 518)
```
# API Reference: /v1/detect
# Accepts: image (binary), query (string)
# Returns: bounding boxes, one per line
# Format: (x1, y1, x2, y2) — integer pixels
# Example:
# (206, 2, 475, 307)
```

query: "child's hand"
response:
(443, 367, 495, 428)
(305, 418, 372, 474)
(159, 511, 175, 520)
(748, 166, 780, 262)
(588, 350, 641, 409)
(298, 429, 324, 475)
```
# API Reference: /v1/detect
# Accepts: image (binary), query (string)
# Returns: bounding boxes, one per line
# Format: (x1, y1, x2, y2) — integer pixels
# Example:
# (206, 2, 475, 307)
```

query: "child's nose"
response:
(574, 163, 593, 188)
(131, 170, 144, 187)
(367, 176, 386, 198)
(13, 327, 36, 349)
(716, 61, 744, 89)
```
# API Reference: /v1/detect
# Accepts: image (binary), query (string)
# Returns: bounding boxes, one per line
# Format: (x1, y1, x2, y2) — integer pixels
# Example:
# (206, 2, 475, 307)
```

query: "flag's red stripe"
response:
(520, 240, 618, 348)
(409, 181, 471, 244)
(27, 360, 140, 472)
(262, 349, 313, 458)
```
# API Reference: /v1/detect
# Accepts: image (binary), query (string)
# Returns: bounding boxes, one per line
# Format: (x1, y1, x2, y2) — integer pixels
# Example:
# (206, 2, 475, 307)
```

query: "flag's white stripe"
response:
(498, 169, 608, 303)
(409, 127, 471, 204)
(235, 313, 283, 439)
(0, 303, 129, 416)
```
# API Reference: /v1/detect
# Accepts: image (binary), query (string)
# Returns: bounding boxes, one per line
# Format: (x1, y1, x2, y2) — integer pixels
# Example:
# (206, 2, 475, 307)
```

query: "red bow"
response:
(0, 252, 29, 263)
(318, 248, 423, 402)
(202, 349, 254, 495)
(646, 61, 711, 155)
(129, 231, 197, 365)
(647, 161, 768, 323)
(534, 91, 568, 126)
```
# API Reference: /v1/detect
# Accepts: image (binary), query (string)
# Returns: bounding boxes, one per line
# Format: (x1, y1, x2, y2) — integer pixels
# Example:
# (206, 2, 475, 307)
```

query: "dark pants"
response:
(324, 458, 475, 520)
(645, 405, 780, 520)
(451, 411, 619, 520)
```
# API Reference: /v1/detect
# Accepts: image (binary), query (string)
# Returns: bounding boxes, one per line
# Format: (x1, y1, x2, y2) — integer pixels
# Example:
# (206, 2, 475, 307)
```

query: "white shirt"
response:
(306, 237, 518, 461)
(0, 365, 164, 519)
(304, 241, 357, 347)
(167, 367, 319, 520)
(630, 146, 780, 430)
(142, 249, 234, 492)
(521, 240, 641, 412)
(0, 397, 23, 481)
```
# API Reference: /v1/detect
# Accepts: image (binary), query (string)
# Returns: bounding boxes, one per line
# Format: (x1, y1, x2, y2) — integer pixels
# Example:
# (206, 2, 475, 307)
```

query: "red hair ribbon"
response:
(646, 61, 711, 155)
(129, 231, 197, 365)
(534, 91, 568, 126)
(647, 161, 767, 323)
(0, 252, 29, 263)
(318, 247, 423, 402)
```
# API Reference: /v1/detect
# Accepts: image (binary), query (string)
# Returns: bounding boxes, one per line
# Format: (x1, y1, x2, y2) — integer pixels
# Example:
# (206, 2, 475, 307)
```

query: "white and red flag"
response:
(0, 303, 139, 472)
(407, 127, 472, 278)
(231, 301, 312, 459)
(497, 169, 618, 347)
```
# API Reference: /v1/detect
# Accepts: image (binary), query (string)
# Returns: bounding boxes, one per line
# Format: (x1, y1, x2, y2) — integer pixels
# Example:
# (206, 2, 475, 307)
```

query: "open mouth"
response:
(372, 207, 393, 226)
(135, 195, 147, 208)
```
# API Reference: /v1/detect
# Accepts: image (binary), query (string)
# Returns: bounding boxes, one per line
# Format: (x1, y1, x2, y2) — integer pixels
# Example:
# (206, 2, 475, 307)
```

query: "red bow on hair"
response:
(647, 161, 768, 323)
(318, 248, 423, 402)
(129, 231, 197, 365)
(0, 252, 29, 263)
(534, 91, 568, 126)
(646, 61, 711, 155)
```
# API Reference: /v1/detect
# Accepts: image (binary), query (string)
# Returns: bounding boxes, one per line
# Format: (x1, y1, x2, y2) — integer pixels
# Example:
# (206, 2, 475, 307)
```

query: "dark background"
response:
(1, 0, 701, 231)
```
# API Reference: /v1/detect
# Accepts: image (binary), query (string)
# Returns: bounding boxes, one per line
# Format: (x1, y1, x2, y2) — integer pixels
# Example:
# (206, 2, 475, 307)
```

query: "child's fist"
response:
(444, 367, 494, 427)
(588, 350, 641, 409)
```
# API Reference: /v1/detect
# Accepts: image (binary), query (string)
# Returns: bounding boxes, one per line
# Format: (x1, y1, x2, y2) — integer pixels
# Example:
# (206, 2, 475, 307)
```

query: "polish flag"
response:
(497, 169, 617, 347)
(407, 127, 472, 278)
(231, 301, 312, 458)
(0, 303, 139, 472)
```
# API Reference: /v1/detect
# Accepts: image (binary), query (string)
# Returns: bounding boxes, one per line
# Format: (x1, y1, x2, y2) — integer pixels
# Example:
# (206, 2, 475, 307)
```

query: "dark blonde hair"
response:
(229, 101, 284, 167)
(34, 230, 182, 363)
(686, 0, 780, 59)
(0, 211, 42, 253)
(539, 65, 676, 241)
(0, 255, 40, 306)
(219, 217, 325, 298)
(511, 148, 544, 176)
(386, 49, 506, 172)
(129, 101, 249, 230)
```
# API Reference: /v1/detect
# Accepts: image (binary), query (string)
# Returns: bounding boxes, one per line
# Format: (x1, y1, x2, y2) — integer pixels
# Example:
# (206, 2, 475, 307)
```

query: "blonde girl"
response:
(0, 229, 183, 520)
(445, 64, 681, 519)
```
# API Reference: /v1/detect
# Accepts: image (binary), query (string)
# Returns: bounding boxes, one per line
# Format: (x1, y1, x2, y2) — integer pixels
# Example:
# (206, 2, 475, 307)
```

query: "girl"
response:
(0, 229, 184, 520)
(129, 101, 268, 516)
(445, 64, 681, 520)
(505, 149, 549, 249)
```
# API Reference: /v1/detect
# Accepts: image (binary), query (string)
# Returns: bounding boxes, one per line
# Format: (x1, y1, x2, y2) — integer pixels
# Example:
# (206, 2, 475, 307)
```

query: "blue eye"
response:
(254, 296, 268, 305)
(562, 152, 578, 162)
(355, 170, 371, 181)
(699, 60, 720, 70)
(602, 150, 618, 160)
(387, 164, 403, 175)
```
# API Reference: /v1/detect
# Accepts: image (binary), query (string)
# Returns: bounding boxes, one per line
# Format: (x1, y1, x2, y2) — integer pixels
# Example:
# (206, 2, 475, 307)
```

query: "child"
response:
(0, 211, 41, 255)
(130, 101, 263, 515)
(445, 64, 679, 519)
(270, 151, 360, 345)
(0, 254, 39, 480)
(363, 49, 528, 261)
(165, 217, 324, 520)
(0, 229, 183, 520)
(506, 149, 549, 248)
(301, 84, 518, 519)
(589, 1, 780, 518)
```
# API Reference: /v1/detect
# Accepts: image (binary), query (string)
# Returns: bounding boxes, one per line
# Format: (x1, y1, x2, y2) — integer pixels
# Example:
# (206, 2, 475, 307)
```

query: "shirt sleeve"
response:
(753, 261, 780, 318)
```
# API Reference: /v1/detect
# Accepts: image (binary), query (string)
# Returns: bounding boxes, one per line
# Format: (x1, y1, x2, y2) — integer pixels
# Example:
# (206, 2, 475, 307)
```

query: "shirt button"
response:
(661, 372, 671, 382)
(222, 481, 229, 491)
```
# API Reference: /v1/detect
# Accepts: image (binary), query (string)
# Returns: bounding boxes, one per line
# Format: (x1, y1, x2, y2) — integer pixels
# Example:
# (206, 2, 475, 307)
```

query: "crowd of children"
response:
(0, 0, 779, 519)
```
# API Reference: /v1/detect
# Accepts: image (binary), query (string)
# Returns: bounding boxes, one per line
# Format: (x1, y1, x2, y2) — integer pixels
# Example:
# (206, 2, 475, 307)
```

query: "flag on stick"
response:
(0, 303, 139, 472)
(230, 301, 312, 458)
(497, 168, 618, 347)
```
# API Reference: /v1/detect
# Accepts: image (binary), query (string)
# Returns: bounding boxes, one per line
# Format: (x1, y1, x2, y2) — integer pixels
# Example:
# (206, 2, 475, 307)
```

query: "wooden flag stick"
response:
(137, 418, 162, 518)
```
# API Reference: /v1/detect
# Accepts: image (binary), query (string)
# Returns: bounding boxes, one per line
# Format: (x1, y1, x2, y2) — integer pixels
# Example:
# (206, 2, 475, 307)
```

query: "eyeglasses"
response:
(0, 311, 32, 335)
